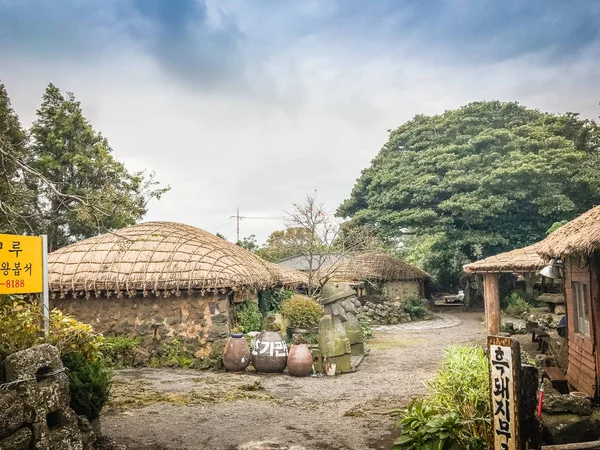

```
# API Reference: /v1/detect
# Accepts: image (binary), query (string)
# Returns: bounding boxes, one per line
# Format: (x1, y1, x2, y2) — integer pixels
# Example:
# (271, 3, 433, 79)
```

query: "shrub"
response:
(0, 296, 103, 361)
(393, 402, 485, 450)
(280, 295, 324, 328)
(423, 345, 491, 446)
(101, 336, 140, 367)
(258, 288, 295, 316)
(236, 300, 263, 333)
(402, 295, 428, 319)
(357, 313, 373, 340)
(504, 292, 530, 316)
(62, 352, 112, 420)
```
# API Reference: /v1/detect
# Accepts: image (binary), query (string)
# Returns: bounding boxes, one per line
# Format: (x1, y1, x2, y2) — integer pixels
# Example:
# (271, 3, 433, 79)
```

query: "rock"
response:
(291, 334, 307, 345)
(0, 390, 31, 439)
(542, 410, 600, 445)
(238, 441, 305, 450)
(543, 392, 593, 416)
(131, 347, 151, 367)
(0, 427, 32, 450)
(76, 416, 96, 450)
(388, 317, 399, 325)
(4, 345, 70, 415)
(262, 314, 286, 333)
(32, 407, 84, 450)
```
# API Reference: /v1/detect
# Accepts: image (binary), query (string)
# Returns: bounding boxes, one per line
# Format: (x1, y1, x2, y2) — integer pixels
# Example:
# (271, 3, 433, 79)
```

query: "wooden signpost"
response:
(0, 233, 49, 335)
(488, 336, 522, 450)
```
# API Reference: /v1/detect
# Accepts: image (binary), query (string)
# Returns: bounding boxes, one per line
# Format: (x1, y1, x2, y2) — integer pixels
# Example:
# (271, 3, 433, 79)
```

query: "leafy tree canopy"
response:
(255, 227, 313, 262)
(26, 83, 169, 250)
(338, 101, 600, 287)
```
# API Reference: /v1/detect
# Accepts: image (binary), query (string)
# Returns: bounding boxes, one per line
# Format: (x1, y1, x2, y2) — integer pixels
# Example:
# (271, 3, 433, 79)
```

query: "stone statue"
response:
(318, 283, 365, 374)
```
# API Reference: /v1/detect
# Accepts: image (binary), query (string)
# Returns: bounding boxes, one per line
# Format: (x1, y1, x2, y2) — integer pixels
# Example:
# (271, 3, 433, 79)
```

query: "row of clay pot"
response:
(222, 331, 313, 377)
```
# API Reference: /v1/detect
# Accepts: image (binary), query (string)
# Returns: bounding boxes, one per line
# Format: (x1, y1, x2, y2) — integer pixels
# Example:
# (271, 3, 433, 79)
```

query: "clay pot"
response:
(223, 333, 251, 373)
(251, 331, 288, 373)
(287, 344, 313, 377)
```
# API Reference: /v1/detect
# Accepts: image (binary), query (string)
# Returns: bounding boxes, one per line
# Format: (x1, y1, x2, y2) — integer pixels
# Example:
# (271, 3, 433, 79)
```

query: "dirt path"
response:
(101, 312, 485, 450)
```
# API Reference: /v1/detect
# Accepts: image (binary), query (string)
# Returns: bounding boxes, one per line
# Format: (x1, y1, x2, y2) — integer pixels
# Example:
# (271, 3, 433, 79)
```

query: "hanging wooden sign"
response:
(488, 336, 522, 450)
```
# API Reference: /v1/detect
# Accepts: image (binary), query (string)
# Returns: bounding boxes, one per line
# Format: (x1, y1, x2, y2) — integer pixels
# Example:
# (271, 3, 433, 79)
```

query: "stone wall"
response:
(0, 344, 122, 450)
(359, 298, 413, 325)
(52, 293, 231, 367)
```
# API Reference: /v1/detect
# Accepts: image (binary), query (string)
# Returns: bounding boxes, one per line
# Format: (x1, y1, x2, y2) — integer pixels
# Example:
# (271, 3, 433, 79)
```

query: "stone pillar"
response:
(483, 272, 501, 335)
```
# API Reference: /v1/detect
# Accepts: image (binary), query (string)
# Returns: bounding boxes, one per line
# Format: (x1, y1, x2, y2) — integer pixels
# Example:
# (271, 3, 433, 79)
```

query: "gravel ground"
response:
(101, 311, 486, 450)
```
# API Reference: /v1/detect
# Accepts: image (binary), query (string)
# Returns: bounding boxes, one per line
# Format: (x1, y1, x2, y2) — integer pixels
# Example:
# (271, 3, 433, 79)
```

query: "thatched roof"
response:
(463, 244, 545, 274)
(328, 252, 429, 282)
(537, 205, 600, 258)
(259, 260, 308, 288)
(48, 221, 277, 297)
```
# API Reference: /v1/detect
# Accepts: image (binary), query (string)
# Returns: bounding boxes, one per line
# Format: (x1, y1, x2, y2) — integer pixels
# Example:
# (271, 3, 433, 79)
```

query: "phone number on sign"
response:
(2, 280, 25, 288)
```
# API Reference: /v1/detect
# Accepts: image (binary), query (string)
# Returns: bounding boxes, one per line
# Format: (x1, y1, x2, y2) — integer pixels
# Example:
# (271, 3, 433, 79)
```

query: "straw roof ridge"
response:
(463, 243, 545, 274)
(257, 259, 308, 288)
(328, 252, 429, 282)
(48, 221, 277, 296)
(537, 205, 600, 258)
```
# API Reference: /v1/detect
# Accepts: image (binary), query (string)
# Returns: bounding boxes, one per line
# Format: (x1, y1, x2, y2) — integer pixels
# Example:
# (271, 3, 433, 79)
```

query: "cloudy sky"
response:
(1, 0, 599, 243)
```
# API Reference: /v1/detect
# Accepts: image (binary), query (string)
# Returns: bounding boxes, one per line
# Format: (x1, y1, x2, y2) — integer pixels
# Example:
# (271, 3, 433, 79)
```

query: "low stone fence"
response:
(0, 344, 122, 450)
(359, 297, 412, 325)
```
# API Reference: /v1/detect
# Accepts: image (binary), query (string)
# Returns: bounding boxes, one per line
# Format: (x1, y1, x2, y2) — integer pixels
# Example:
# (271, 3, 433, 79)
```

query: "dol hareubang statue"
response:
(318, 283, 365, 374)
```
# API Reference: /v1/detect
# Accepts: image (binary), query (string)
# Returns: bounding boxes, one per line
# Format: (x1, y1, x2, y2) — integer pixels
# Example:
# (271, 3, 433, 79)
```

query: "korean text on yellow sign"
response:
(0, 234, 43, 294)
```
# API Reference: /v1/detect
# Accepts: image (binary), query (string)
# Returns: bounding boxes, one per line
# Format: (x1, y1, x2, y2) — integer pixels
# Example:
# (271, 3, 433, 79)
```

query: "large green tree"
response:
(0, 82, 33, 234)
(338, 101, 600, 288)
(27, 83, 168, 250)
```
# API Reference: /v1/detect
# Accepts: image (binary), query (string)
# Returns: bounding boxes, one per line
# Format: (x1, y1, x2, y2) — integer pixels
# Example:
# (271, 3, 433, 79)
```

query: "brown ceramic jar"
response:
(287, 344, 313, 377)
(251, 331, 288, 373)
(223, 333, 251, 373)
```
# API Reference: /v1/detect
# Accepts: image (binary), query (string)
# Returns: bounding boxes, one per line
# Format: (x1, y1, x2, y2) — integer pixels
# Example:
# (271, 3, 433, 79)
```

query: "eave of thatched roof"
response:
(463, 244, 545, 274)
(327, 252, 429, 282)
(48, 221, 275, 297)
(259, 260, 308, 288)
(537, 205, 600, 258)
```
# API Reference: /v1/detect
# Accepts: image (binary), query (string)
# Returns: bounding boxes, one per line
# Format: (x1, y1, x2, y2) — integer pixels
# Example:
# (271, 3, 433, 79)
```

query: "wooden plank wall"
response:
(565, 255, 598, 397)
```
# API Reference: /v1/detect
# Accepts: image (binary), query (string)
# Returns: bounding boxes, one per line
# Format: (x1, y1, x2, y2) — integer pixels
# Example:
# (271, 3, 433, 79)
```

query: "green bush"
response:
(101, 336, 140, 367)
(393, 402, 485, 450)
(236, 300, 263, 333)
(62, 352, 112, 420)
(402, 295, 428, 319)
(280, 295, 324, 328)
(505, 292, 530, 316)
(422, 345, 491, 447)
(357, 313, 373, 340)
(257, 288, 295, 316)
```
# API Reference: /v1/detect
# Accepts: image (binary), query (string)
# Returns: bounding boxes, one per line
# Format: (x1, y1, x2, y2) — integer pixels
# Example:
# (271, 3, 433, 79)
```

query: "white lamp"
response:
(540, 258, 561, 279)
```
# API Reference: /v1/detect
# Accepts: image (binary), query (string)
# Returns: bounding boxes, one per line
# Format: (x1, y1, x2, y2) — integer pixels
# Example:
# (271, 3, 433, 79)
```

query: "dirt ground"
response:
(101, 311, 486, 450)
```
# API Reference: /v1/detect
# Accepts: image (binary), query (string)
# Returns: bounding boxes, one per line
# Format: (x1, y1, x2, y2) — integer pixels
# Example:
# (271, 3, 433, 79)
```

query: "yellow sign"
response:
(0, 234, 43, 294)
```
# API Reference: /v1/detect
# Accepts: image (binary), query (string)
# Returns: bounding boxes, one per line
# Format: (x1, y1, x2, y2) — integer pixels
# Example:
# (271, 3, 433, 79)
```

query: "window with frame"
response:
(572, 281, 590, 337)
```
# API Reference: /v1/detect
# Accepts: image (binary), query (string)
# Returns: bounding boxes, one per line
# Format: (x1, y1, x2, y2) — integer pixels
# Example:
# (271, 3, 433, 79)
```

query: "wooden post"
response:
(484, 272, 501, 335)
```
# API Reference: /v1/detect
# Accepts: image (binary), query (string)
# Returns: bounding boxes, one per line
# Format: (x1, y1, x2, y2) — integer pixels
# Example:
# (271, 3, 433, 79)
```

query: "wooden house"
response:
(537, 206, 600, 398)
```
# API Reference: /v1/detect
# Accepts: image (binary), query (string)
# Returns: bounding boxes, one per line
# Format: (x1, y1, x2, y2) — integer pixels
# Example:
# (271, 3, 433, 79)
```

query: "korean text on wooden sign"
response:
(488, 336, 521, 450)
(0, 234, 43, 294)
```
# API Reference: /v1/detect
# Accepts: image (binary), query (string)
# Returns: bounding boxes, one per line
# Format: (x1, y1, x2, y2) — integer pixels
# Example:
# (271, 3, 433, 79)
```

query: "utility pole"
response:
(230, 207, 246, 243)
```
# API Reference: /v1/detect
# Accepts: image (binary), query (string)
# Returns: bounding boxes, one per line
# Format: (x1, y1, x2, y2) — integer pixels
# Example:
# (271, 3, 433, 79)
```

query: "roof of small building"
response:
(279, 252, 428, 281)
(48, 221, 284, 296)
(537, 205, 600, 258)
(463, 244, 545, 274)
(330, 252, 429, 281)
(259, 259, 309, 287)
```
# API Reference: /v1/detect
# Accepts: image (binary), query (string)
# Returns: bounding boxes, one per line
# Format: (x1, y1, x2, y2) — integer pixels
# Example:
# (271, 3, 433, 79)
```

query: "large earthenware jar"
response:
(223, 333, 251, 373)
(287, 344, 313, 377)
(251, 331, 288, 373)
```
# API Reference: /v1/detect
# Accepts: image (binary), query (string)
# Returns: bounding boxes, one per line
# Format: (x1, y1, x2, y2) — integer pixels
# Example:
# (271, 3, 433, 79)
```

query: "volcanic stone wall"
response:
(52, 292, 231, 366)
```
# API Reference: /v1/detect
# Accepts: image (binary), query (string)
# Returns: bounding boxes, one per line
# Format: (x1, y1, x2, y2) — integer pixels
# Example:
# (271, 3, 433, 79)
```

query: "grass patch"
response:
(368, 337, 424, 350)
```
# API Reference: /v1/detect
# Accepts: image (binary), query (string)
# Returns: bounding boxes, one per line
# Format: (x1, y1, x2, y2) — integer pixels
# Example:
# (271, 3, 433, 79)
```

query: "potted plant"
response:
(280, 295, 324, 339)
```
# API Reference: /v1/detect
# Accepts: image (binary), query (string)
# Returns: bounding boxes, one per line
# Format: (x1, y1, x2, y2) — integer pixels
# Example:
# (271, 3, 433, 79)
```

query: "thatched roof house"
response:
(329, 252, 429, 282)
(48, 221, 305, 367)
(463, 244, 545, 274)
(49, 221, 275, 298)
(536, 206, 600, 397)
(537, 205, 600, 258)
